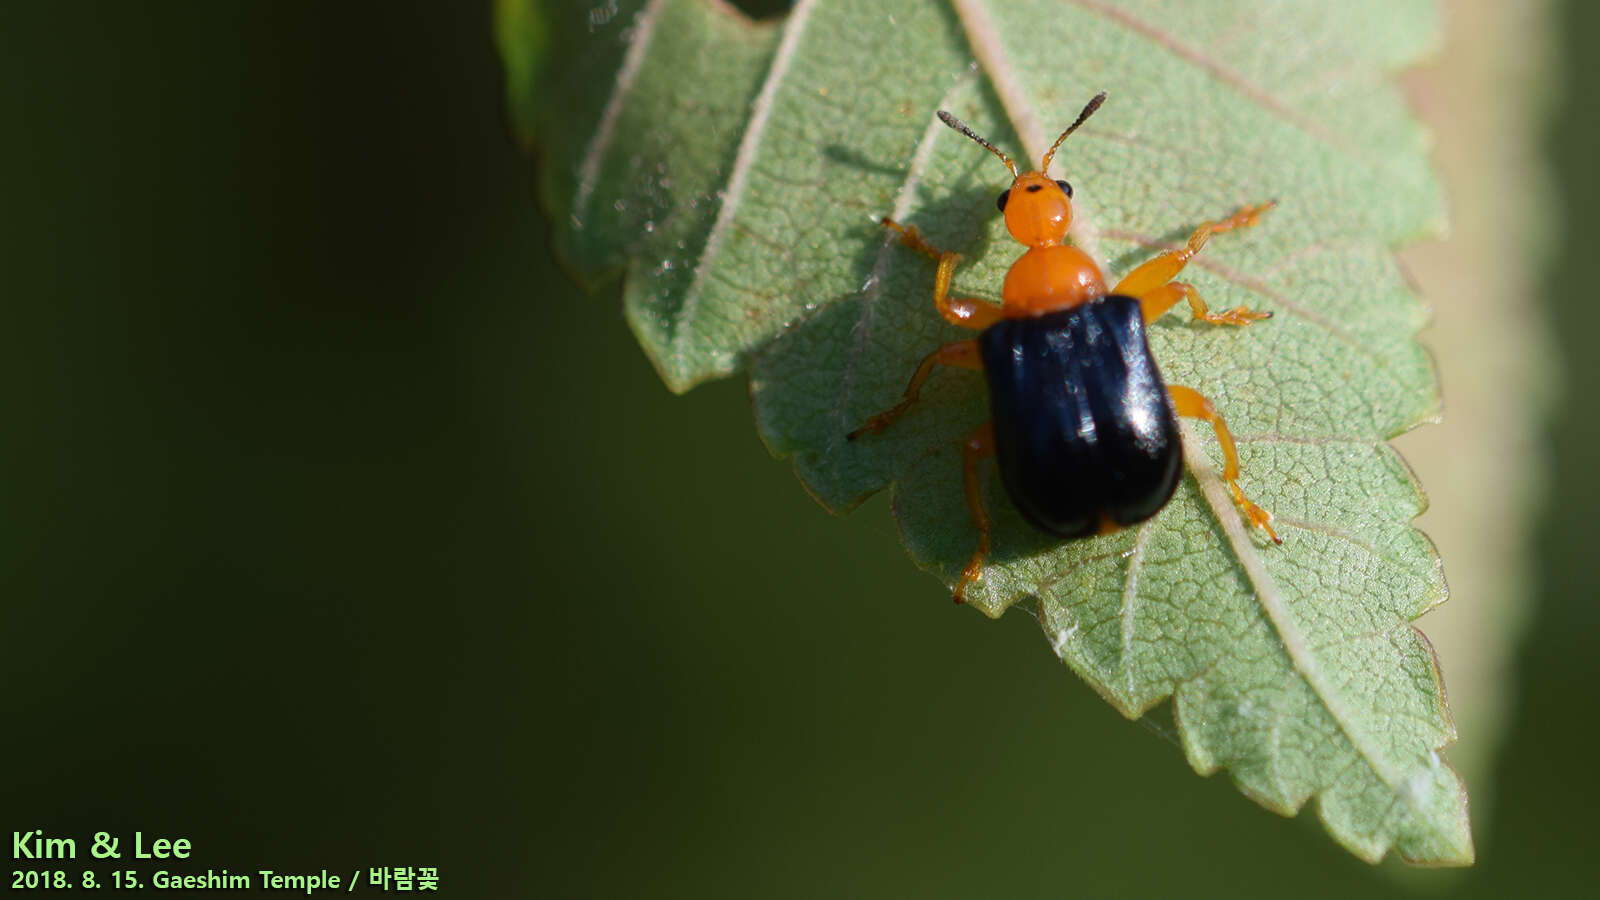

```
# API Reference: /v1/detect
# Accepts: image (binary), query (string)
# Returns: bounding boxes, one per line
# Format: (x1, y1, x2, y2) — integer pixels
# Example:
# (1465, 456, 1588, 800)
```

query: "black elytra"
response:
(978, 295, 1182, 537)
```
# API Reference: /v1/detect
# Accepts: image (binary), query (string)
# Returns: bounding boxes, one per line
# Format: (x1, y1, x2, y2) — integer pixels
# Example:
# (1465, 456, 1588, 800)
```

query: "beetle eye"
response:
(995, 189, 1010, 213)
(1055, 179, 1073, 198)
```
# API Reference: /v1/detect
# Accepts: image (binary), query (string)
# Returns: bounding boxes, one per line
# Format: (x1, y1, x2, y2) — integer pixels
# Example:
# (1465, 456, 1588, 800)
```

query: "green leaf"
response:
(502, 0, 1472, 865)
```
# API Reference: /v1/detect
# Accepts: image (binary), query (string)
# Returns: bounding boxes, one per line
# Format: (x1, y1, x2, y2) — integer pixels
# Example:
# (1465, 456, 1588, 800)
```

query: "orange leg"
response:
(1167, 384, 1281, 544)
(955, 421, 996, 604)
(1113, 202, 1275, 325)
(847, 340, 982, 440)
(882, 218, 1005, 329)
(1137, 282, 1273, 327)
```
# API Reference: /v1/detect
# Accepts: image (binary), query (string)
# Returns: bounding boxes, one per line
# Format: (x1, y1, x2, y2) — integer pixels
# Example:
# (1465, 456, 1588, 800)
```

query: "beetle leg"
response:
(880, 216, 946, 260)
(1136, 282, 1272, 326)
(955, 421, 997, 604)
(1167, 384, 1282, 544)
(1112, 202, 1275, 322)
(847, 340, 982, 440)
(882, 218, 1005, 329)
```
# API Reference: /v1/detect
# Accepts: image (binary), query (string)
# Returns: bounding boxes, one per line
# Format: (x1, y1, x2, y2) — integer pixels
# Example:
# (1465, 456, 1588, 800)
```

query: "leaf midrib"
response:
(948, 0, 1107, 263)
(946, 0, 1452, 843)
(1180, 422, 1445, 839)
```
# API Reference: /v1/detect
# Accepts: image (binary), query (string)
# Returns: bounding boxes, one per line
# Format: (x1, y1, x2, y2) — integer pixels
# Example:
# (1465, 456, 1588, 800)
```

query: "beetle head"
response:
(938, 92, 1105, 248)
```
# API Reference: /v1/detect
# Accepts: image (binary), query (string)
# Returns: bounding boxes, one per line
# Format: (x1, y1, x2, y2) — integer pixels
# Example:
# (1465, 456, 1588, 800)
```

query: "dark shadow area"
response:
(724, 0, 794, 21)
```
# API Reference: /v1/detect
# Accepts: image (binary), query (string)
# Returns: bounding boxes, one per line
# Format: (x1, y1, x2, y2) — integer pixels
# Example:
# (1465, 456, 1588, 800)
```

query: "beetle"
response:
(848, 92, 1281, 603)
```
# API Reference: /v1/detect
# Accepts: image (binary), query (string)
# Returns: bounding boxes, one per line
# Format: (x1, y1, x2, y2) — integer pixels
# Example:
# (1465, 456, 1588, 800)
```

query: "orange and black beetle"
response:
(850, 93, 1281, 602)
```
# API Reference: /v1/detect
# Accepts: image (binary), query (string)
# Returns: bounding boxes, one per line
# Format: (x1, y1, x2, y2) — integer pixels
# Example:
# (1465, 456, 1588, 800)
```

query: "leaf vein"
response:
(1064, 0, 1398, 179)
(1233, 432, 1378, 447)
(572, 0, 666, 226)
(1180, 421, 1435, 828)
(835, 81, 973, 463)
(1103, 228, 1395, 375)
(1119, 521, 1155, 701)
(673, 0, 818, 373)
(1274, 514, 1416, 574)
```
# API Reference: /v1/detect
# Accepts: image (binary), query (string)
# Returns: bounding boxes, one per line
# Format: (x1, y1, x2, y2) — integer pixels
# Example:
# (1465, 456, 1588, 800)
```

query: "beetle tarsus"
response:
(1200, 306, 1274, 326)
(953, 535, 988, 604)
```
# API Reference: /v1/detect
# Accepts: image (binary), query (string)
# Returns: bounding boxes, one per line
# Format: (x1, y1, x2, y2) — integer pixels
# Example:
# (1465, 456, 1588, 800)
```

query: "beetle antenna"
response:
(1041, 91, 1107, 174)
(937, 110, 1018, 178)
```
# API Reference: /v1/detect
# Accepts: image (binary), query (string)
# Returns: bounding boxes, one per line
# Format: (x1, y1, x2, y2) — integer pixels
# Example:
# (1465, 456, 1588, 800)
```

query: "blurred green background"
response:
(2, 1, 1594, 896)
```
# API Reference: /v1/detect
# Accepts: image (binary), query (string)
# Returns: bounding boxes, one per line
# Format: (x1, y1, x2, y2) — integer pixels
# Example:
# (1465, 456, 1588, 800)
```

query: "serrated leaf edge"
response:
(1176, 420, 1472, 863)
(943, 0, 1467, 862)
